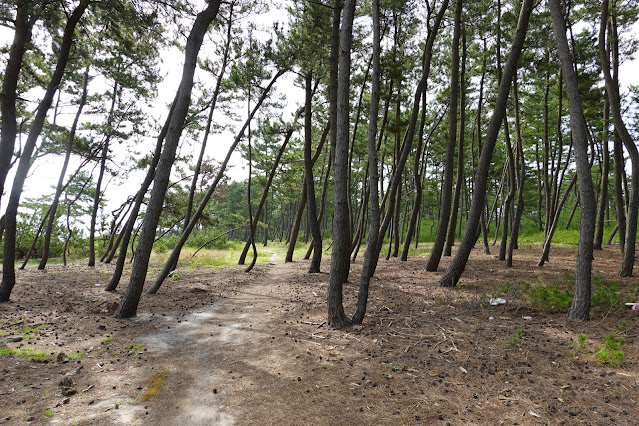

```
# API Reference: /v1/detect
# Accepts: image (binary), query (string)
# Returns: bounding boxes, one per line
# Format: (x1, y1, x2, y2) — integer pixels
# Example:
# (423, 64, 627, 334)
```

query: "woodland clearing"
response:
(0, 245, 638, 425)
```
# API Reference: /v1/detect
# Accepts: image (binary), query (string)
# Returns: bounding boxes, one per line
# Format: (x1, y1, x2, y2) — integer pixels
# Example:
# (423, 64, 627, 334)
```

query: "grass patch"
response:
(0, 346, 50, 362)
(42, 408, 54, 417)
(126, 343, 144, 351)
(141, 370, 168, 401)
(101, 337, 113, 343)
(68, 351, 85, 360)
(18, 323, 50, 339)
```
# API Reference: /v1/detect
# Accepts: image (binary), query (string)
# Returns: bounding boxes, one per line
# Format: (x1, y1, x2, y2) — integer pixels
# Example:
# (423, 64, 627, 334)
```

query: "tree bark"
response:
(593, 99, 609, 250)
(507, 74, 525, 267)
(599, 0, 639, 277)
(89, 81, 118, 267)
(426, 0, 462, 271)
(0, 1, 89, 302)
(439, 0, 534, 287)
(549, 0, 596, 320)
(327, 0, 354, 328)
(351, 0, 381, 324)
(148, 70, 285, 294)
(303, 73, 323, 273)
(444, 27, 467, 257)
(0, 4, 33, 208)
(39, 65, 90, 269)
(114, 1, 222, 318)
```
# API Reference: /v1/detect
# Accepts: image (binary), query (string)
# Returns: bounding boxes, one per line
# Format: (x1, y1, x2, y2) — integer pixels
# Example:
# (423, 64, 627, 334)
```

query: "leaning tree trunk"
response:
(400, 89, 428, 261)
(0, 4, 33, 208)
(39, 65, 90, 269)
(439, 0, 533, 288)
(549, 0, 596, 320)
(0, 1, 89, 302)
(593, 99, 609, 250)
(89, 81, 117, 267)
(599, 0, 639, 277)
(304, 73, 323, 273)
(147, 70, 285, 294)
(507, 74, 525, 267)
(444, 28, 467, 258)
(239, 112, 301, 265)
(114, 1, 222, 318)
(426, 0, 462, 272)
(104, 97, 177, 291)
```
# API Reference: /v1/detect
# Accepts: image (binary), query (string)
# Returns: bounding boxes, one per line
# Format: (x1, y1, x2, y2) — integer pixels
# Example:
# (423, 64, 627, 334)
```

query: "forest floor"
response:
(1, 245, 639, 425)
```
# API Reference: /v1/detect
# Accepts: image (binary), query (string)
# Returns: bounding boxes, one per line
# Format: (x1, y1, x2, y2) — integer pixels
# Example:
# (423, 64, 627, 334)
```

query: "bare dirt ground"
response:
(1, 245, 638, 425)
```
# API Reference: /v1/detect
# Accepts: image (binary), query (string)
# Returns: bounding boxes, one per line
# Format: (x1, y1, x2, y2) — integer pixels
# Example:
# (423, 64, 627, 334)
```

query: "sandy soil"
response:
(1, 245, 638, 425)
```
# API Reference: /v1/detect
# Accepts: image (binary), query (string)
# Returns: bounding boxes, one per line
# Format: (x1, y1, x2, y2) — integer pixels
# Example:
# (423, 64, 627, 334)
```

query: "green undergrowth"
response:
(491, 274, 628, 313)
(568, 333, 626, 366)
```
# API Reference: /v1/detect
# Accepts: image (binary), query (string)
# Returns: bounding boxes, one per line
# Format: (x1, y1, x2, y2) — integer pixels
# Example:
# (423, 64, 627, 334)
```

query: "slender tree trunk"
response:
(439, 0, 533, 287)
(564, 190, 579, 230)
(373, 0, 448, 277)
(0, 1, 89, 302)
(243, 90, 259, 273)
(543, 58, 552, 236)
(594, 99, 610, 250)
(184, 6, 233, 234)
(549, 0, 596, 320)
(327, 0, 352, 328)
(304, 73, 323, 273)
(147, 70, 285, 294)
(599, 0, 639, 277)
(62, 176, 91, 266)
(19, 208, 50, 269)
(239, 108, 303, 264)
(444, 28, 467, 257)
(612, 135, 626, 252)
(104, 95, 177, 291)
(0, 5, 33, 208)
(39, 65, 90, 269)
(401, 88, 428, 261)
(114, 1, 222, 317)
(89, 82, 118, 267)
(507, 74, 525, 267)
(426, 0, 462, 271)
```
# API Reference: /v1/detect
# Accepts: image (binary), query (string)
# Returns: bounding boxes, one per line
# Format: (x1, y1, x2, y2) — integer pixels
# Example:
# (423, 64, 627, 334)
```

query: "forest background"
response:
(1, 0, 639, 325)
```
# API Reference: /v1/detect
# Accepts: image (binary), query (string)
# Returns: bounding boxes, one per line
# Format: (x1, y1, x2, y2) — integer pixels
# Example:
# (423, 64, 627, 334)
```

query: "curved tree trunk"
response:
(549, 0, 596, 320)
(239, 108, 303, 265)
(439, 0, 533, 288)
(599, 0, 639, 277)
(89, 81, 117, 267)
(114, 1, 222, 317)
(147, 70, 285, 294)
(593, 99, 609, 250)
(0, 1, 89, 302)
(0, 4, 33, 208)
(39, 65, 90, 269)
(426, 0, 462, 271)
